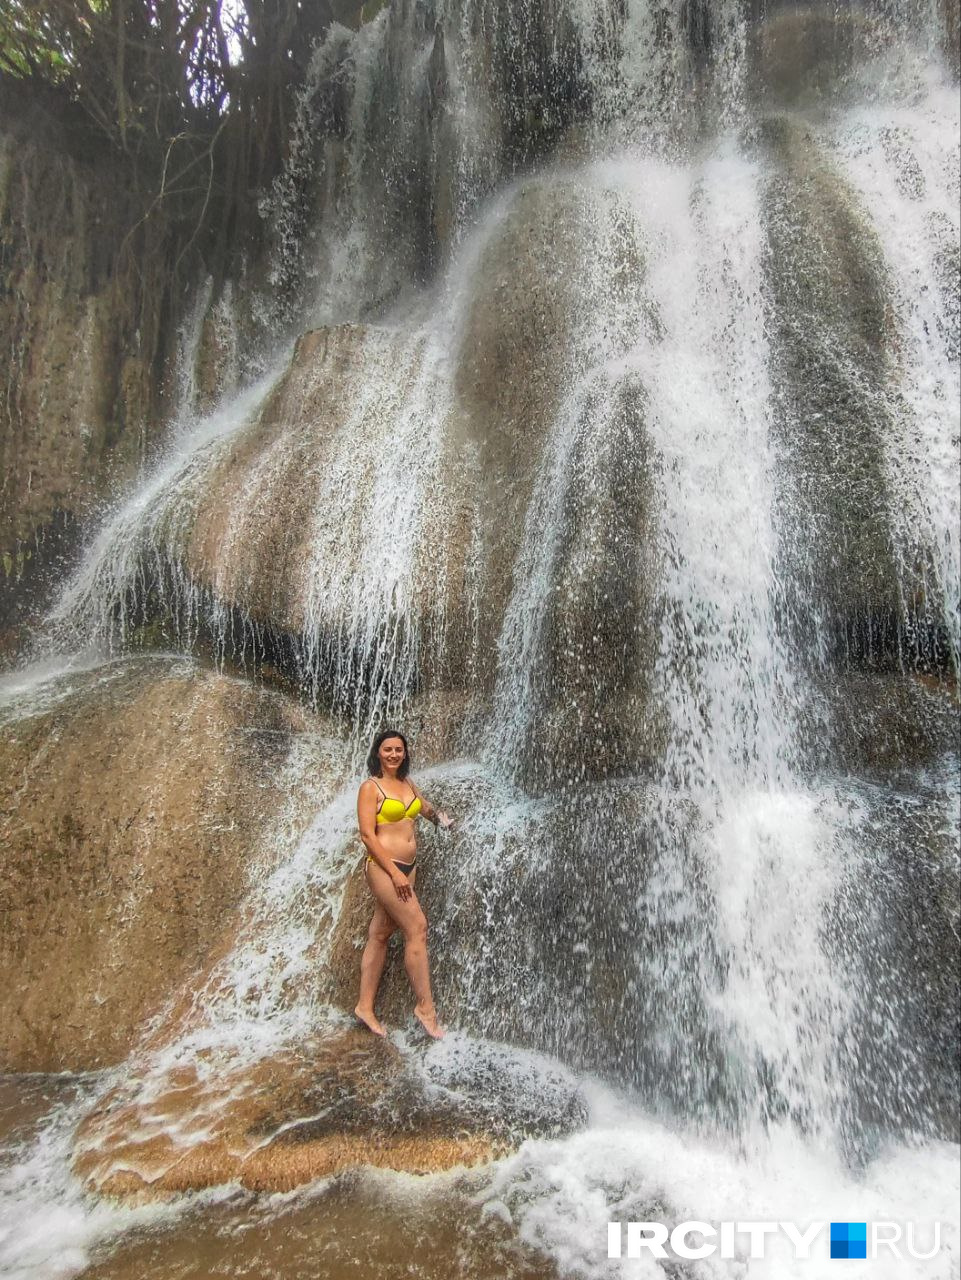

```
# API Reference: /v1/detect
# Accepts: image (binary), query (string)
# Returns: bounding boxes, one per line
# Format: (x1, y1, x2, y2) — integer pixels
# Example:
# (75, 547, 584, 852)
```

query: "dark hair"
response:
(367, 729, 410, 779)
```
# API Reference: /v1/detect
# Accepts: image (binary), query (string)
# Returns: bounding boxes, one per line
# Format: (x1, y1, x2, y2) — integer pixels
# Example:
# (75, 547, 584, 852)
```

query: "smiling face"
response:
(377, 735, 407, 776)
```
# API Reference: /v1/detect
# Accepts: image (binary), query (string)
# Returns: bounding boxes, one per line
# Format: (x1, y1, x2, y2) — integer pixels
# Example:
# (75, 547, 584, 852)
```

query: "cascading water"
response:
(1, 0, 958, 1277)
(828, 81, 960, 670)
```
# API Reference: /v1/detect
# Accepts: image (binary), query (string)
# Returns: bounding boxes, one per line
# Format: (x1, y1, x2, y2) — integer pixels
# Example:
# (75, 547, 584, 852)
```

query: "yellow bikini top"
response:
(373, 779, 422, 825)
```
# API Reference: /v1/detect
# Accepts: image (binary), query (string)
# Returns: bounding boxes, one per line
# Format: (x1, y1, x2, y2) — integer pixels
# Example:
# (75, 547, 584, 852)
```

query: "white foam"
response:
(476, 1086, 961, 1279)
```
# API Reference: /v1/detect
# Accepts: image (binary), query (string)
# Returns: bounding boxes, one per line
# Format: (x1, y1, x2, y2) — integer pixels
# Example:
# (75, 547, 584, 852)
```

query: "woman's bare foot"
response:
(414, 1002, 445, 1039)
(354, 1005, 387, 1037)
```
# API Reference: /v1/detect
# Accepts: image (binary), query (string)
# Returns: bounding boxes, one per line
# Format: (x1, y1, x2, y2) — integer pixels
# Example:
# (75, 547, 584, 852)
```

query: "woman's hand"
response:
(436, 810, 454, 831)
(392, 869, 413, 902)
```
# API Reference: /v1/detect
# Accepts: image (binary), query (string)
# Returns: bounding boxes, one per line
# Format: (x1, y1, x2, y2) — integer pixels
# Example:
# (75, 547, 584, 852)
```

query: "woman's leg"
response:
(355, 885, 397, 1036)
(364, 860, 444, 1038)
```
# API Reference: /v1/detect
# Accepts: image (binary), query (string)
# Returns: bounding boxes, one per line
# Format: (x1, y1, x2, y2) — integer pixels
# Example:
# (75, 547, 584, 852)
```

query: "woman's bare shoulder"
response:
(358, 777, 379, 797)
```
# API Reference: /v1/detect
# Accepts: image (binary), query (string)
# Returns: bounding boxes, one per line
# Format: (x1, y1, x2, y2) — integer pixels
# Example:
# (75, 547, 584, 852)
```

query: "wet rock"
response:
(747, 7, 890, 110)
(470, 0, 590, 173)
(0, 508, 84, 661)
(118, 178, 594, 719)
(177, 322, 487, 714)
(453, 179, 590, 690)
(0, 111, 174, 649)
(454, 181, 583, 512)
(77, 1172, 559, 1280)
(832, 765, 960, 1145)
(185, 324, 373, 631)
(515, 378, 664, 788)
(810, 670, 960, 780)
(190, 286, 242, 416)
(943, 0, 961, 73)
(73, 1028, 586, 1196)
(0, 656, 327, 1071)
(794, 670, 960, 1145)
(338, 0, 588, 288)
(761, 115, 903, 657)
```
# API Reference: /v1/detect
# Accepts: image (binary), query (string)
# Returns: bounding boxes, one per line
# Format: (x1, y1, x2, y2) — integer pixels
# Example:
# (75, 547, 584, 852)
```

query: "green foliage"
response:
(0, 1, 348, 285)
(0, 3, 83, 84)
(0, 2, 238, 142)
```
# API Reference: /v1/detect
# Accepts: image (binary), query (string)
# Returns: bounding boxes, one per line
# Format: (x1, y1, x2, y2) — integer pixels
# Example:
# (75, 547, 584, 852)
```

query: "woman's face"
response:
(378, 736, 406, 773)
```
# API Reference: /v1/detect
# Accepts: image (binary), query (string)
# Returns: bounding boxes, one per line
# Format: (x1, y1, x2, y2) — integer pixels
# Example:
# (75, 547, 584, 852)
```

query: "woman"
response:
(355, 729, 452, 1039)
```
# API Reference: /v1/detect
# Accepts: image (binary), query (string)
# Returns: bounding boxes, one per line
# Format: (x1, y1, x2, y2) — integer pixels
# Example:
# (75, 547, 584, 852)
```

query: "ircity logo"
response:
(830, 1222, 867, 1259)
(607, 1219, 943, 1262)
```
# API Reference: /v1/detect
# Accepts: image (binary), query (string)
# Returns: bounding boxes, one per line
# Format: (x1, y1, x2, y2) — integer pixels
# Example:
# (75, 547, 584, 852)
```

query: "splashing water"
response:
(828, 78, 961, 671)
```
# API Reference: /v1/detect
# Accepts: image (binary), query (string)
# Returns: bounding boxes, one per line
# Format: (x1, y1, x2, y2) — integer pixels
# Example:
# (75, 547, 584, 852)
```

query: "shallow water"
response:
(76, 1175, 557, 1280)
(0, 1078, 84, 1151)
(2, 1069, 957, 1280)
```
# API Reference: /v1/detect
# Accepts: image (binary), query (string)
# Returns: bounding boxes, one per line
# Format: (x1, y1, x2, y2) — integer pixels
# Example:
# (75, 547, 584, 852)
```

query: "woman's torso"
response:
(370, 779, 419, 860)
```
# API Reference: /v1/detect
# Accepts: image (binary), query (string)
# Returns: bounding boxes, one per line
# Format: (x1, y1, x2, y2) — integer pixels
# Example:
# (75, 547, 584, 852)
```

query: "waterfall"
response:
(479, 141, 856, 1143)
(1, 0, 958, 1276)
(44, 364, 288, 660)
(829, 82, 961, 670)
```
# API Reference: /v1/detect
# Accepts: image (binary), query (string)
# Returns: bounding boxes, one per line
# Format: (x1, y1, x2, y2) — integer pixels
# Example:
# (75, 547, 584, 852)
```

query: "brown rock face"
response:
(761, 114, 902, 650)
(186, 324, 374, 630)
(0, 106, 176, 652)
(0, 656, 330, 1071)
(174, 175, 593, 707)
(943, 0, 961, 72)
(189, 170, 590, 653)
(453, 180, 586, 688)
(73, 1031, 498, 1197)
(747, 7, 889, 109)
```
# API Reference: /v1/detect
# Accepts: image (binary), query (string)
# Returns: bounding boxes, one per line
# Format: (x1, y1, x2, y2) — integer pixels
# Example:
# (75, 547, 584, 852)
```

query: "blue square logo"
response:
(831, 1223, 867, 1259)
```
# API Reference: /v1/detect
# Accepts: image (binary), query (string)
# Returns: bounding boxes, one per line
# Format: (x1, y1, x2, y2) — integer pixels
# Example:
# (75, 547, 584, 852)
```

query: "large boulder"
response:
(67, 177, 596, 728)
(189, 175, 592, 671)
(185, 324, 375, 630)
(451, 177, 598, 695)
(0, 655, 337, 1071)
(761, 115, 903, 658)
(73, 1028, 586, 1196)
(73, 1032, 493, 1196)
(747, 6, 890, 109)
(813, 670, 960, 780)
